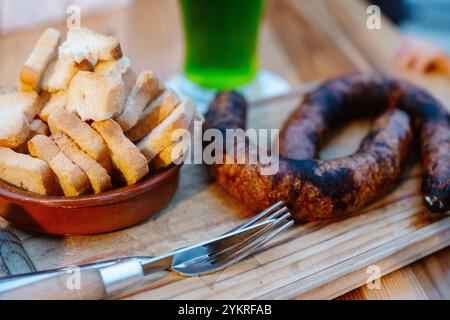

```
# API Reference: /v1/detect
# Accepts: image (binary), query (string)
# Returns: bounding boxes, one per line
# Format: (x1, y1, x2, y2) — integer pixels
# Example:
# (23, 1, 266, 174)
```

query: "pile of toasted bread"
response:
(0, 27, 199, 196)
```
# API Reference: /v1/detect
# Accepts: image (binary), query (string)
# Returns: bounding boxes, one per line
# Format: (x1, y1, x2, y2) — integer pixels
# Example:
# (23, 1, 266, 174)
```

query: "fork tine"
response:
(174, 218, 281, 256)
(225, 201, 285, 234)
(172, 203, 292, 275)
(172, 218, 285, 268)
(178, 212, 292, 268)
(265, 206, 289, 221)
(211, 206, 288, 254)
(209, 220, 294, 268)
(205, 216, 283, 252)
(193, 201, 287, 259)
(216, 211, 291, 255)
(210, 212, 291, 257)
(208, 213, 291, 261)
(174, 218, 293, 275)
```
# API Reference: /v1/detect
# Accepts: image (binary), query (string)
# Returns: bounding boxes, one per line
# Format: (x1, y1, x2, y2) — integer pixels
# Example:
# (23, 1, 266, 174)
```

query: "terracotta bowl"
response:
(0, 164, 182, 235)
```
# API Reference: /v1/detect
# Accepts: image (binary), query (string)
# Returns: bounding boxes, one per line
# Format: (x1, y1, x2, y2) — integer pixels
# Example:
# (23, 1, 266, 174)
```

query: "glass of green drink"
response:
(181, 0, 264, 90)
(167, 0, 290, 112)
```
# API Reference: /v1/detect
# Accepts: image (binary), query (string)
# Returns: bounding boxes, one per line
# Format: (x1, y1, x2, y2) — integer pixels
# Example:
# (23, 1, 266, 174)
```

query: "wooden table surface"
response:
(0, 0, 448, 300)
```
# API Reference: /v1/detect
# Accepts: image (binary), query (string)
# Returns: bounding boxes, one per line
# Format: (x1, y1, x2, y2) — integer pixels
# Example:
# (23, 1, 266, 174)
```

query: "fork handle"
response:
(0, 258, 144, 300)
(0, 268, 106, 300)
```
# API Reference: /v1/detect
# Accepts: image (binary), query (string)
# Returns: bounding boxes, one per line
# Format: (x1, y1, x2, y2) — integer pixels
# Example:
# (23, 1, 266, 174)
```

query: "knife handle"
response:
(0, 258, 144, 300)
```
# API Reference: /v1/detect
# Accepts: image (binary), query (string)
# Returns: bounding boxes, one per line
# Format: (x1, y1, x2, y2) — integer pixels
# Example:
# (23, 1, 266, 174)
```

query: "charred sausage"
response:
(204, 74, 450, 220)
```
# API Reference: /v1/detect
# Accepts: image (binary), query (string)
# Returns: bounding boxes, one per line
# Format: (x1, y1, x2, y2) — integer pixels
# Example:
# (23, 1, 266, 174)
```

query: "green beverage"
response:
(180, 0, 265, 90)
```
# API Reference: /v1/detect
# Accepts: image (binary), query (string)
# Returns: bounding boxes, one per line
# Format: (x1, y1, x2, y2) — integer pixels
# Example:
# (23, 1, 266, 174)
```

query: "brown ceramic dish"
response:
(0, 164, 182, 235)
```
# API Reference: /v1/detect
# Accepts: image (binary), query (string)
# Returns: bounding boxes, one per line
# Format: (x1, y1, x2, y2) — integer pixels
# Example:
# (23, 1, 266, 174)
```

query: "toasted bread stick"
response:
(20, 28, 61, 92)
(0, 147, 61, 195)
(39, 90, 67, 122)
(66, 71, 123, 121)
(28, 135, 90, 196)
(126, 89, 180, 142)
(0, 91, 41, 148)
(137, 97, 196, 161)
(51, 131, 111, 193)
(14, 119, 50, 154)
(59, 28, 122, 66)
(47, 108, 112, 174)
(91, 119, 148, 185)
(115, 71, 163, 131)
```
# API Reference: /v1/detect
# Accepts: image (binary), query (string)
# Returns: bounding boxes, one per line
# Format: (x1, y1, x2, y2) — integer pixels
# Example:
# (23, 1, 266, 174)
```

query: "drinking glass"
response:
(167, 0, 290, 112)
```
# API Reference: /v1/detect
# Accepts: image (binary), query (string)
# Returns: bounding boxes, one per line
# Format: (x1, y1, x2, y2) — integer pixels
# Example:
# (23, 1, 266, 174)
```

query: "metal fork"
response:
(0, 202, 292, 300)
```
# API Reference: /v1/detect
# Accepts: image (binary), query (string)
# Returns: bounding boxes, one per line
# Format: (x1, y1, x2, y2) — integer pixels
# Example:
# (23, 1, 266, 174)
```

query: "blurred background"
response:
(1, 0, 450, 88)
(373, 0, 450, 51)
(0, 0, 133, 34)
(1, 0, 450, 51)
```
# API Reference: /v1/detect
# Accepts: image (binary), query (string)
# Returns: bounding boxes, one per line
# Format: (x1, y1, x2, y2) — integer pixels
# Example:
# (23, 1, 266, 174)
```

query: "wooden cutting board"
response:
(11, 89, 450, 300)
(0, 0, 448, 299)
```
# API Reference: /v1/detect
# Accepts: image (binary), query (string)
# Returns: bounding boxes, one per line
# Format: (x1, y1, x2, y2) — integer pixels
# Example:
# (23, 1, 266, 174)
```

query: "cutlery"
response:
(0, 201, 292, 300)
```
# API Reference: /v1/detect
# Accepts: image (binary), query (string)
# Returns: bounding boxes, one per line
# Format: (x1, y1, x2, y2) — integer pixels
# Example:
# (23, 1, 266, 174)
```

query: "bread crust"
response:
(28, 135, 90, 196)
(149, 143, 186, 170)
(47, 108, 112, 174)
(0, 91, 40, 148)
(126, 89, 180, 142)
(14, 119, 50, 154)
(51, 131, 111, 193)
(58, 28, 122, 66)
(0, 147, 61, 195)
(19, 28, 61, 92)
(91, 119, 148, 185)
(138, 97, 196, 161)
(109, 44, 123, 62)
(30, 119, 49, 135)
(94, 57, 137, 117)
(42, 58, 79, 93)
(66, 71, 123, 121)
(39, 90, 67, 122)
(19, 66, 39, 91)
(115, 71, 163, 131)
(149, 117, 196, 170)
(0, 114, 30, 148)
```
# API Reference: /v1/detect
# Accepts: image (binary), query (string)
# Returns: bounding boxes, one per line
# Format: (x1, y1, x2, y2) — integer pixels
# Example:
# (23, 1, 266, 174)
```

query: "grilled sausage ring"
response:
(204, 74, 450, 221)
